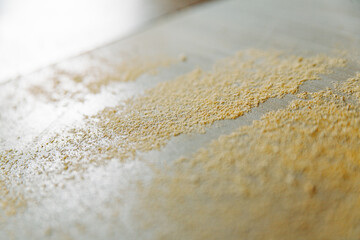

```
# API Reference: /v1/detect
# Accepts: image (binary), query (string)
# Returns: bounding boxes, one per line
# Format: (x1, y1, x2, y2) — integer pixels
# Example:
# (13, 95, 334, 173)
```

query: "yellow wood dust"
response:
(136, 74, 360, 240)
(24, 50, 346, 173)
(28, 55, 175, 101)
(0, 49, 347, 226)
(0, 180, 26, 217)
(85, 56, 176, 93)
(90, 50, 345, 162)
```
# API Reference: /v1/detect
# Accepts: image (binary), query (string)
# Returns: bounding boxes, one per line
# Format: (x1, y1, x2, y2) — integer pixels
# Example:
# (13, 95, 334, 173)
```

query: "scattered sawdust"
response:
(28, 55, 176, 102)
(85, 56, 176, 93)
(90, 50, 345, 162)
(137, 77, 360, 240)
(296, 91, 310, 99)
(17, 49, 345, 174)
(0, 180, 26, 217)
(0, 49, 349, 238)
(336, 72, 360, 102)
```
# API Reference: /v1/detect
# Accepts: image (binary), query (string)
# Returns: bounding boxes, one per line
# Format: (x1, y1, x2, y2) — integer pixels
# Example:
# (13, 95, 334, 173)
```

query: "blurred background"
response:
(0, 0, 207, 82)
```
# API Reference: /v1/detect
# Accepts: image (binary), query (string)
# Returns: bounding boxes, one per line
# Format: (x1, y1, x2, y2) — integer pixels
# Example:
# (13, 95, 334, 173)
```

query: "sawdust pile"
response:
(136, 74, 360, 240)
(91, 50, 345, 162)
(0, 49, 349, 239)
(17, 49, 346, 175)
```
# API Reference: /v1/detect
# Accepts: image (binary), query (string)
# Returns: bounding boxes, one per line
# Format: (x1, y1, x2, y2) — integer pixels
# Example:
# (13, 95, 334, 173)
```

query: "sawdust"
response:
(28, 55, 176, 102)
(88, 50, 345, 163)
(0, 180, 26, 217)
(137, 76, 360, 240)
(0, 49, 348, 235)
(85, 56, 176, 93)
(18, 49, 346, 175)
(336, 72, 360, 102)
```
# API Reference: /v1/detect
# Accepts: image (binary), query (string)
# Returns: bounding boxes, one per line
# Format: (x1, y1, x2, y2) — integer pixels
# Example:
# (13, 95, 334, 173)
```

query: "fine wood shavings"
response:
(72, 50, 345, 166)
(136, 75, 360, 240)
(28, 55, 176, 102)
(0, 49, 349, 239)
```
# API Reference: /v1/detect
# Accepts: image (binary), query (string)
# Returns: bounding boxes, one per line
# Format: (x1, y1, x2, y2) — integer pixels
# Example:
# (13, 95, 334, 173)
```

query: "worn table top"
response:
(1, 0, 360, 239)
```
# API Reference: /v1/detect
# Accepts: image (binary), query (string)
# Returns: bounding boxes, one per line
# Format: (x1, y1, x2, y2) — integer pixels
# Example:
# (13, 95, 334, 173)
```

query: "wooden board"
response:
(1, 0, 360, 239)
